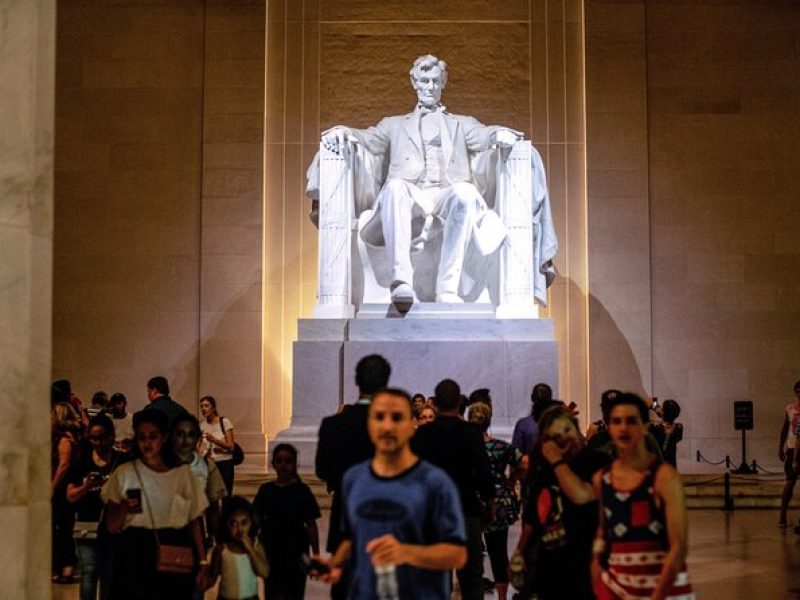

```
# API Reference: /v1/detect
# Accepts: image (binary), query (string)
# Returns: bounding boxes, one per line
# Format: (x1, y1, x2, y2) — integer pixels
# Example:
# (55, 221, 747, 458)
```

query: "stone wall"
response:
(53, 1, 266, 457)
(586, 0, 800, 468)
(647, 1, 800, 467)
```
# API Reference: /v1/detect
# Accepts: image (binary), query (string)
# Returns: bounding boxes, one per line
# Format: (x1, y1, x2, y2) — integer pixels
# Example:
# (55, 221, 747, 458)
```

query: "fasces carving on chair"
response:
(306, 55, 558, 318)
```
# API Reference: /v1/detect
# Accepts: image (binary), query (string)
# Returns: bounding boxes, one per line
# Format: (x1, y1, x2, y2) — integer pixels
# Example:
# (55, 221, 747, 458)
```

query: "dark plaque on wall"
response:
(734, 400, 754, 431)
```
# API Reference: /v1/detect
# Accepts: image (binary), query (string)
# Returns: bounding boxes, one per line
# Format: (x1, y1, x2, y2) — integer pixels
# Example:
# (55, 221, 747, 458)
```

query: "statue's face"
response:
(412, 65, 444, 108)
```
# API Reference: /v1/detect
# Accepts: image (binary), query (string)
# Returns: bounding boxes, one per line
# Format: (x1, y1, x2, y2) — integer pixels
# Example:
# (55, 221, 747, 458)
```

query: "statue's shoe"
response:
(435, 292, 464, 303)
(390, 283, 417, 304)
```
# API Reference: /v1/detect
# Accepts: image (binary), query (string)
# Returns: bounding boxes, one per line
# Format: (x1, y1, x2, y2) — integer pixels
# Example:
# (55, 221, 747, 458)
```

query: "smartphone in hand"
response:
(301, 553, 330, 575)
(126, 488, 142, 513)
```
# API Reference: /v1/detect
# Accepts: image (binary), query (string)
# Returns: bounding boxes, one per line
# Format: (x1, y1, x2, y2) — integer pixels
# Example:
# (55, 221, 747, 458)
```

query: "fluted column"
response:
(0, 0, 55, 597)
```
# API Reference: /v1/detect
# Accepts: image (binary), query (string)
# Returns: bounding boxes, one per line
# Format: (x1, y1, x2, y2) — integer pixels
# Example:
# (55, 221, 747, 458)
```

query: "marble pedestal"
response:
(272, 315, 558, 470)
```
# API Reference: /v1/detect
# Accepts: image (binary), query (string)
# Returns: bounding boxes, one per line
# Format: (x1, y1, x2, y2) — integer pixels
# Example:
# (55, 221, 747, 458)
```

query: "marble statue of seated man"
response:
(322, 54, 528, 305)
(307, 54, 557, 309)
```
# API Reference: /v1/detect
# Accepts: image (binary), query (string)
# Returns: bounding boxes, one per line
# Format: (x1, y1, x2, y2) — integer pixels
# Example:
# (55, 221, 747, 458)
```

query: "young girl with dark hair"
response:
(206, 496, 269, 600)
(253, 443, 321, 599)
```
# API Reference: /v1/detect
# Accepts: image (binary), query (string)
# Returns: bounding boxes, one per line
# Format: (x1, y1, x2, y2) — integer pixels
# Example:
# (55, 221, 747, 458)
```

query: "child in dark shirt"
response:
(253, 444, 321, 600)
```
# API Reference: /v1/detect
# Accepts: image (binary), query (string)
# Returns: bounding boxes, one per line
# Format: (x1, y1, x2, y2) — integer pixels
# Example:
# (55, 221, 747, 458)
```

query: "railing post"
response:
(723, 472, 734, 511)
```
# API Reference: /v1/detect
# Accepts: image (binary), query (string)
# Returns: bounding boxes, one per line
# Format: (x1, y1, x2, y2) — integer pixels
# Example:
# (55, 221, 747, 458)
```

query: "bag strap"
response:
(132, 461, 162, 548)
(219, 416, 235, 448)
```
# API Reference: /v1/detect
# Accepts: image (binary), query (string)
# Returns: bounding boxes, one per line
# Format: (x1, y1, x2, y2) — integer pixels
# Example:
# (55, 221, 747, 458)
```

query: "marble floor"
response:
(54, 509, 800, 599)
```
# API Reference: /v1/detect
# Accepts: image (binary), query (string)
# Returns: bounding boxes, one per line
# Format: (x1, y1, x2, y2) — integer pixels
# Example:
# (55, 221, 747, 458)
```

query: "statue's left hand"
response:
(492, 128, 523, 149)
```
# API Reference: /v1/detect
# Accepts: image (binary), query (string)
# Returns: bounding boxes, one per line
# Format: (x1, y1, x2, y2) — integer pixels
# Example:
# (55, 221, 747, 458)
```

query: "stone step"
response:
(231, 472, 794, 511)
(682, 473, 795, 509)
(232, 473, 332, 509)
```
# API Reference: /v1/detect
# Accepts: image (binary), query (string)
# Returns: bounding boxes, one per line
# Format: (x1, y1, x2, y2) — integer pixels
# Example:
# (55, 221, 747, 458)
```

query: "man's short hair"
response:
(91, 391, 109, 408)
(409, 54, 448, 87)
(531, 383, 553, 404)
(661, 399, 681, 423)
(355, 354, 391, 395)
(607, 392, 649, 424)
(434, 379, 461, 411)
(371, 388, 413, 414)
(146, 376, 170, 396)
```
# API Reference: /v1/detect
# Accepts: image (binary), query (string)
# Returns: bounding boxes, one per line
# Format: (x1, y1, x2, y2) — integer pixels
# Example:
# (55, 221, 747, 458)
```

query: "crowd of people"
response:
(50, 376, 283, 600)
(311, 354, 693, 600)
(51, 359, 694, 600)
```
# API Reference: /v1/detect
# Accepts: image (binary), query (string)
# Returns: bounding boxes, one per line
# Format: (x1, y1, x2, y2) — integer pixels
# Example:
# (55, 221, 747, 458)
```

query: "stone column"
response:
(313, 144, 355, 318)
(496, 141, 538, 319)
(0, 0, 55, 597)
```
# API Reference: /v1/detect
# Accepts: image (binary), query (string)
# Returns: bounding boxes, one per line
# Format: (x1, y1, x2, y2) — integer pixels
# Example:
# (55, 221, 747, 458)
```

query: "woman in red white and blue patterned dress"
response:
(591, 393, 694, 600)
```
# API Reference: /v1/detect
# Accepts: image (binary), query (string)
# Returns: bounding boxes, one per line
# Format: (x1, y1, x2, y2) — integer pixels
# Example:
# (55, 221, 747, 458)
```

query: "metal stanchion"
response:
(723, 472, 734, 511)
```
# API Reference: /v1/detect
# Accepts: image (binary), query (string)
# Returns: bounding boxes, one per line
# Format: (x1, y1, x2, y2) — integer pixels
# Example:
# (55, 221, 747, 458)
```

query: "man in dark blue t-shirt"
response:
(314, 388, 467, 599)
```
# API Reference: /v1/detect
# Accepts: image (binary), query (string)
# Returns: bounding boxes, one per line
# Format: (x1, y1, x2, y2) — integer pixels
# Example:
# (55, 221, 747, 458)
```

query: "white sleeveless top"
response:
(219, 545, 258, 599)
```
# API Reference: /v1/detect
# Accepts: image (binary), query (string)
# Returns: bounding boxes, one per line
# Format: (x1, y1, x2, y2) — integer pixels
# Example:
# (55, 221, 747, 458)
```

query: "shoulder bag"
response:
(133, 462, 195, 574)
(219, 416, 245, 466)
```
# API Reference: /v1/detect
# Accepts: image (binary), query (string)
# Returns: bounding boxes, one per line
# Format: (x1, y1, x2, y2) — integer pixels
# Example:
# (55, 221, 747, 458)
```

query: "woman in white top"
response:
(102, 410, 209, 599)
(200, 395, 236, 496)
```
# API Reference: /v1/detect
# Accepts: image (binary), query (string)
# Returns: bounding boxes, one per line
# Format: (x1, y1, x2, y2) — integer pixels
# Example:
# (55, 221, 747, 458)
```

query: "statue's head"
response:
(409, 54, 448, 109)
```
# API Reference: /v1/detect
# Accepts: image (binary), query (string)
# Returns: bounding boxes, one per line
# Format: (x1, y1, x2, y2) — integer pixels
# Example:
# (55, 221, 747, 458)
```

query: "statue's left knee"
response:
(448, 182, 481, 213)
(450, 182, 480, 199)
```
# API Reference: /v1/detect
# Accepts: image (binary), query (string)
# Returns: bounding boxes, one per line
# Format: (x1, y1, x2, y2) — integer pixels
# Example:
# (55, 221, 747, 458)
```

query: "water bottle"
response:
(375, 563, 399, 600)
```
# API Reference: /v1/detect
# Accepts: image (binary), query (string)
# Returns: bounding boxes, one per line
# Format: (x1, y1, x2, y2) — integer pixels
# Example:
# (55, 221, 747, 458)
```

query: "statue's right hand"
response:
(321, 126, 354, 156)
